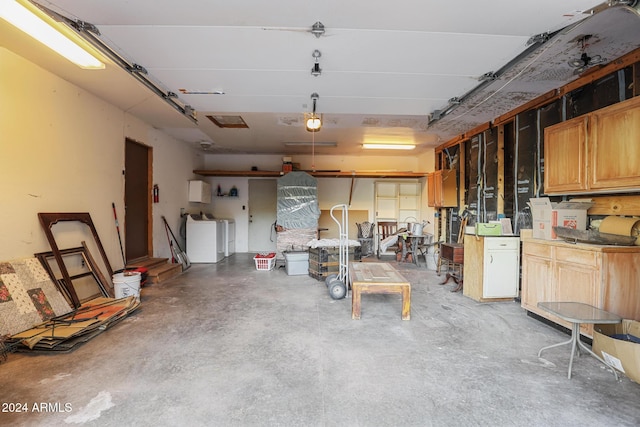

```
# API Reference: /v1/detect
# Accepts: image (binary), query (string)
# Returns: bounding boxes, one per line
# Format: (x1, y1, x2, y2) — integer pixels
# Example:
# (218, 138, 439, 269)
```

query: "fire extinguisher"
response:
(153, 184, 159, 203)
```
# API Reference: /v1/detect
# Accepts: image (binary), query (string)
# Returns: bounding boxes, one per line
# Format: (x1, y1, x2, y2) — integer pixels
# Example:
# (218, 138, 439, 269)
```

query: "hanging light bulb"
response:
(306, 115, 322, 132)
(306, 93, 322, 132)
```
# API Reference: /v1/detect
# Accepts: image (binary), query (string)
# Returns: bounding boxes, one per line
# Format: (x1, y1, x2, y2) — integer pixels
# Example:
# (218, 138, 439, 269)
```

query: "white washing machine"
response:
(220, 219, 235, 257)
(186, 214, 224, 263)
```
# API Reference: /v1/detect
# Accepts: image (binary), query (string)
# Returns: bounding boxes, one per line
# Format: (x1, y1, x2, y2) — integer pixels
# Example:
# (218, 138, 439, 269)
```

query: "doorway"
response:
(248, 179, 277, 253)
(124, 138, 152, 262)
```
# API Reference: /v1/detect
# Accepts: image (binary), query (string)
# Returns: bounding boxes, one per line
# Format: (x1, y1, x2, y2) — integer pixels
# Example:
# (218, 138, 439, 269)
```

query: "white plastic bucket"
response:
(112, 272, 142, 300)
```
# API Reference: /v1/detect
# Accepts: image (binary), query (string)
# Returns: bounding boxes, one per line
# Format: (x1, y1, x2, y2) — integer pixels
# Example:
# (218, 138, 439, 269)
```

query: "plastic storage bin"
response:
(284, 251, 309, 275)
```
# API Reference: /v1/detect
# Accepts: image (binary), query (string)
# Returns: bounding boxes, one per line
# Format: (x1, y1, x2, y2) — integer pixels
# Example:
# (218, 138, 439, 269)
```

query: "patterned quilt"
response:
(0, 258, 72, 336)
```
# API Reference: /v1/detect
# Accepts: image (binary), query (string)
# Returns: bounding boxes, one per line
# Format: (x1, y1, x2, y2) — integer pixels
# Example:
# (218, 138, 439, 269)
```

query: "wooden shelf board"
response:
(193, 170, 428, 178)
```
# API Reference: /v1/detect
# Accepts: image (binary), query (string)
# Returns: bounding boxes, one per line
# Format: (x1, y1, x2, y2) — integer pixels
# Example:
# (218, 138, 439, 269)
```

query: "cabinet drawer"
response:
(523, 242, 552, 259)
(555, 247, 599, 267)
(484, 237, 519, 250)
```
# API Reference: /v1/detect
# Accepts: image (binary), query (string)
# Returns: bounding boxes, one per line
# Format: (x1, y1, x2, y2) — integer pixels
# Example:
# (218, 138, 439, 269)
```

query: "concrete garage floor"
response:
(1, 254, 640, 427)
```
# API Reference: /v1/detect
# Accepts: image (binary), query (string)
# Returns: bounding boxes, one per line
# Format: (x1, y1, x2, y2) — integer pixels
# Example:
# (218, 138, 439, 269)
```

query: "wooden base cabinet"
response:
(463, 235, 520, 302)
(521, 238, 640, 337)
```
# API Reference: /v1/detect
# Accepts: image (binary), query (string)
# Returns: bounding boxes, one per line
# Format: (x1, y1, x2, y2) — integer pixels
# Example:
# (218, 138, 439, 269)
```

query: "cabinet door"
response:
(433, 170, 444, 207)
(590, 96, 640, 190)
(544, 116, 588, 193)
(427, 173, 436, 207)
(521, 255, 552, 313)
(555, 261, 599, 335)
(441, 169, 458, 207)
(554, 262, 598, 305)
(483, 249, 519, 298)
(428, 170, 457, 207)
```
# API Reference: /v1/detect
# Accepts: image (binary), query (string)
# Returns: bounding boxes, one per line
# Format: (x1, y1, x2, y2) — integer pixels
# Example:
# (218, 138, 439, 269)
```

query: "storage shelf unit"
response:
(375, 181, 422, 226)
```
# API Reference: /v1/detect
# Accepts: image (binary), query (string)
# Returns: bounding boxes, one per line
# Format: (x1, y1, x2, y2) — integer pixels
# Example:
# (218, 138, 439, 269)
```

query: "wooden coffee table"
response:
(349, 262, 411, 320)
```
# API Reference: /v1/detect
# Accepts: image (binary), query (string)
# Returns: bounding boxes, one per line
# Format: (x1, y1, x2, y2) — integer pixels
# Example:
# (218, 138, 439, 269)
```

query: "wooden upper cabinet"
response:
(428, 169, 457, 207)
(590, 96, 640, 190)
(544, 116, 588, 193)
(545, 96, 640, 195)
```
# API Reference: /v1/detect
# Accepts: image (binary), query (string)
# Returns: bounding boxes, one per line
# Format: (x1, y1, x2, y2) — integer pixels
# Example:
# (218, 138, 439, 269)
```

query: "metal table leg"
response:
(538, 322, 619, 380)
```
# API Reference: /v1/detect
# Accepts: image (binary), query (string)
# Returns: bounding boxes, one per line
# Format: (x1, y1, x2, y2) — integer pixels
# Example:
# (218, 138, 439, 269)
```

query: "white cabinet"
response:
(464, 235, 520, 302)
(188, 180, 212, 203)
(483, 238, 520, 298)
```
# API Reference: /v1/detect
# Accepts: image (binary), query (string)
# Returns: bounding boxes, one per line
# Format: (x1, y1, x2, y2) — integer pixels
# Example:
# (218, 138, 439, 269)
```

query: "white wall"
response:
(198, 150, 437, 251)
(0, 48, 202, 267)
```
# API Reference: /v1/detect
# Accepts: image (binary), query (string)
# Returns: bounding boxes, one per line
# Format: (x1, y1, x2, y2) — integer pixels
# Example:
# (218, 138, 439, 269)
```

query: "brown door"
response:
(124, 138, 152, 262)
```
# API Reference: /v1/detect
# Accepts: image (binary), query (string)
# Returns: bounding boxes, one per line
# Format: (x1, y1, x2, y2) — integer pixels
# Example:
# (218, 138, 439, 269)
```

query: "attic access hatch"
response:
(206, 115, 249, 128)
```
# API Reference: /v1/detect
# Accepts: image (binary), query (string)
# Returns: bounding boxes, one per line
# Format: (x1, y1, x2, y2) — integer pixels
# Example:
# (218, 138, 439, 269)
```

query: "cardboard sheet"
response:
(8, 296, 140, 351)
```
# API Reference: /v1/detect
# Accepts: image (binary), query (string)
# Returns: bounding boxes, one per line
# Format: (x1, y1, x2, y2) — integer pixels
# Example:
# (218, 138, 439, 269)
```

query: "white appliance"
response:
(186, 214, 224, 263)
(220, 219, 235, 257)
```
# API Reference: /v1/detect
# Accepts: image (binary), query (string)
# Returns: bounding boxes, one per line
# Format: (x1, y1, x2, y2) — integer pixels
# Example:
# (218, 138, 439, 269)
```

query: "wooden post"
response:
(497, 125, 505, 216)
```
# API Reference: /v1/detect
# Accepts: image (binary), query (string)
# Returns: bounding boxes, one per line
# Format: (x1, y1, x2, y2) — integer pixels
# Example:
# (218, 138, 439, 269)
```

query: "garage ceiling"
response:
(3, 1, 640, 156)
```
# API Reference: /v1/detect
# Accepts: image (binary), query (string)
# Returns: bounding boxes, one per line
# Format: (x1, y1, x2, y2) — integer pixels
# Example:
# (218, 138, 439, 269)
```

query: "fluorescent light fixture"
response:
(285, 142, 336, 147)
(0, 0, 104, 69)
(362, 143, 416, 150)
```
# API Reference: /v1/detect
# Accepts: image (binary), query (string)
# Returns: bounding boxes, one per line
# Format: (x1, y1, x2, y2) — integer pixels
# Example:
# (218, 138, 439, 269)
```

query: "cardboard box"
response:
(593, 319, 640, 383)
(475, 223, 502, 236)
(528, 197, 593, 240)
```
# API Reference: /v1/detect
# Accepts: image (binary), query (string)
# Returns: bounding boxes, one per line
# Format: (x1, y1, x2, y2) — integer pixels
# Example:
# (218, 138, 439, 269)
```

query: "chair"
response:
(356, 221, 375, 258)
(377, 221, 398, 258)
